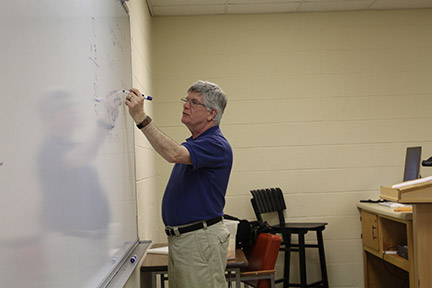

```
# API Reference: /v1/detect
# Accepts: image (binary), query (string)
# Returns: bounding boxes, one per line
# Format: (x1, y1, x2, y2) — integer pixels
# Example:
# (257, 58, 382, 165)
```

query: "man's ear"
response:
(207, 109, 217, 122)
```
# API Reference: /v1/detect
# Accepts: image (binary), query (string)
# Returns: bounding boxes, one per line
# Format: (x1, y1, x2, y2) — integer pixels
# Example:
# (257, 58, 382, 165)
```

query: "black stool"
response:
(250, 188, 329, 288)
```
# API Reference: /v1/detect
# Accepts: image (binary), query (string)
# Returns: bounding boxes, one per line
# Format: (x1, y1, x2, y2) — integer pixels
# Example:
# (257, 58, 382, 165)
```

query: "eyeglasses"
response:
(181, 98, 206, 108)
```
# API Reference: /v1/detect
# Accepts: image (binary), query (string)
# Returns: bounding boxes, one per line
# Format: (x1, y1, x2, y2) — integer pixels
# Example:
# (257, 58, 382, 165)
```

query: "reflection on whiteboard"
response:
(0, 1, 137, 287)
(38, 89, 111, 287)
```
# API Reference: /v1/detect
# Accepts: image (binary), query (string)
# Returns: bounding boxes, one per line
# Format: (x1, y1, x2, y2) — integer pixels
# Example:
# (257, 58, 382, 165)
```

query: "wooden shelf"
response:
(363, 246, 409, 271)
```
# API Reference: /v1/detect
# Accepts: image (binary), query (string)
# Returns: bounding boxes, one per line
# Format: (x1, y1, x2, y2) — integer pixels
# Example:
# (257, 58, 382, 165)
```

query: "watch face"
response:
(137, 116, 151, 129)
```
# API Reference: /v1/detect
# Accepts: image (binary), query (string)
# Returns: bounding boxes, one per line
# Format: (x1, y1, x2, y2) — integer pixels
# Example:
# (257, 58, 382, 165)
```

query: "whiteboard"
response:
(0, 1, 138, 287)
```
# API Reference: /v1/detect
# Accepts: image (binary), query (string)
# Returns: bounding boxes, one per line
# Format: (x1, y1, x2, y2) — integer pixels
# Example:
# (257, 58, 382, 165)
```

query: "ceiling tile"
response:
(299, 0, 375, 12)
(228, 0, 299, 3)
(227, 3, 301, 14)
(152, 4, 226, 16)
(147, 0, 432, 16)
(370, 0, 432, 9)
(148, 0, 225, 5)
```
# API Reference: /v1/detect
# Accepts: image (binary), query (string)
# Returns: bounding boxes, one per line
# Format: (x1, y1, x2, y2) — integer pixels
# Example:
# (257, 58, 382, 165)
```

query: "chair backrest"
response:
(251, 188, 286, 225)
(246, 233, 282, 288)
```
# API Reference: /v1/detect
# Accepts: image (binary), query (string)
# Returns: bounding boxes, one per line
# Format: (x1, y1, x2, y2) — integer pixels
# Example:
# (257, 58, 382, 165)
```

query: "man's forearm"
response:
(140, 123, 192, 164)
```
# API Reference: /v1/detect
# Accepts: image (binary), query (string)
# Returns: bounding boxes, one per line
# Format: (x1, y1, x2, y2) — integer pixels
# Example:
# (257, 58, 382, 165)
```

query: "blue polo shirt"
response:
(162, 126, 233, 226)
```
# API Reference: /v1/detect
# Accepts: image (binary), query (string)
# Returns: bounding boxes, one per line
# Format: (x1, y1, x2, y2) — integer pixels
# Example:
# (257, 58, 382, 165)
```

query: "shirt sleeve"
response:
(182, 137, 227, 171)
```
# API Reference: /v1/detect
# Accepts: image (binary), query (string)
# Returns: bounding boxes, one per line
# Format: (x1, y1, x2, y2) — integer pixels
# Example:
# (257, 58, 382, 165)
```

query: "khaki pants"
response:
(167, 221, 230, 288)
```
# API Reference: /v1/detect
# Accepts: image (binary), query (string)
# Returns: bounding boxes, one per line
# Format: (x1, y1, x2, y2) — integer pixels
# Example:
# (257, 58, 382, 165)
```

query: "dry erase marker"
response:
(130, 255, 137, 263)
(120, 90, 153, 101)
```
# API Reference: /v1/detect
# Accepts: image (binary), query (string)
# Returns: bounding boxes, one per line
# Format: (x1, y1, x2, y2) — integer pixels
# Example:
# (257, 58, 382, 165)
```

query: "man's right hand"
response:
(125, 88, 147, 124)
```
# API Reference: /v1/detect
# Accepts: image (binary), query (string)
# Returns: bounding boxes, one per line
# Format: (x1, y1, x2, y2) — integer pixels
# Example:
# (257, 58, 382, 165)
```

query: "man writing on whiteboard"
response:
(125, 80, 233, 288)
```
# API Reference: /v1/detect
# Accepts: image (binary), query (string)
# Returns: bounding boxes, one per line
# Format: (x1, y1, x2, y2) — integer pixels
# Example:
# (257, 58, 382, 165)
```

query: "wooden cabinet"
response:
(358, 203, 415, 288)
(361, 211, 379, 251)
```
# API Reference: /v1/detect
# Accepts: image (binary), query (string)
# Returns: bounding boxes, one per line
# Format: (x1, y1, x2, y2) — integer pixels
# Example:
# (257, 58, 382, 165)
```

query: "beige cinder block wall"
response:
(128, 0, 159, 243)
(152, 9, 432, 288)
(124, 0, 159, 287)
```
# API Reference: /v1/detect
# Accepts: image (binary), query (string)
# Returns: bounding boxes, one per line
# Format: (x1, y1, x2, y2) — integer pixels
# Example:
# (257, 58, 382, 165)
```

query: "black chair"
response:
(250, 188, 329, 288)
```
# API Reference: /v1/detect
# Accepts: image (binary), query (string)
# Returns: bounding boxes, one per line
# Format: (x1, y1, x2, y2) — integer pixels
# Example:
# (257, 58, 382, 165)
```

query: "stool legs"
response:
(317, 230, 329, 288)
(298, 232, 307, 288)
(279, 229, 328, 288)
(283, 232, 292, 288)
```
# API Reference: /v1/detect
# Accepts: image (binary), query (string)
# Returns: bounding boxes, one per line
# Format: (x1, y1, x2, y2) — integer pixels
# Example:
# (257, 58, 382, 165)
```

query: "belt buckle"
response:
(173, 227, 180, 236)
(166, 227, 180, 236)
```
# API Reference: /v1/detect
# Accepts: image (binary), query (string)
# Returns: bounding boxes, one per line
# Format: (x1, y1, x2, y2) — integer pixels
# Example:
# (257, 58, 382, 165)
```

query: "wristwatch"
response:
(136, 116, 152, 129)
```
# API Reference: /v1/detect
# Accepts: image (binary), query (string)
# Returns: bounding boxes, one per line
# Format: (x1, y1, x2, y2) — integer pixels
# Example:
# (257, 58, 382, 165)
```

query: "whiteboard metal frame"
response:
(98, 1, 148, 286)
(100, 241, 151, 288)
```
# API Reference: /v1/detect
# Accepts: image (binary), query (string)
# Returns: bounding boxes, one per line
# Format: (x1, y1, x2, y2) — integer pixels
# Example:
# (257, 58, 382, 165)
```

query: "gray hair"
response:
(187, 80, 227, 125)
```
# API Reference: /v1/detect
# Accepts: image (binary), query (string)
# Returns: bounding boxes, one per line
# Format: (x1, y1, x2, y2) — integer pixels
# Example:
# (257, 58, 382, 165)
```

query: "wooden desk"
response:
(140, 244, 249, 288)
(358, 203, 414, 288)
(380, 181, 432, 288)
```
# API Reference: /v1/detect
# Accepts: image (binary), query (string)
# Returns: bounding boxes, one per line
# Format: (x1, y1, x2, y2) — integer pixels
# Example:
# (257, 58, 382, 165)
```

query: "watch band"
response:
(136, 116, 152, 129)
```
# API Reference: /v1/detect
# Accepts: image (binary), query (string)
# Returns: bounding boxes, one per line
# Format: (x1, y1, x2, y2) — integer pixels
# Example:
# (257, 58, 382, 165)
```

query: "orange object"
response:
(241, 233, 282, 288)
(394, 206, 412, 212)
